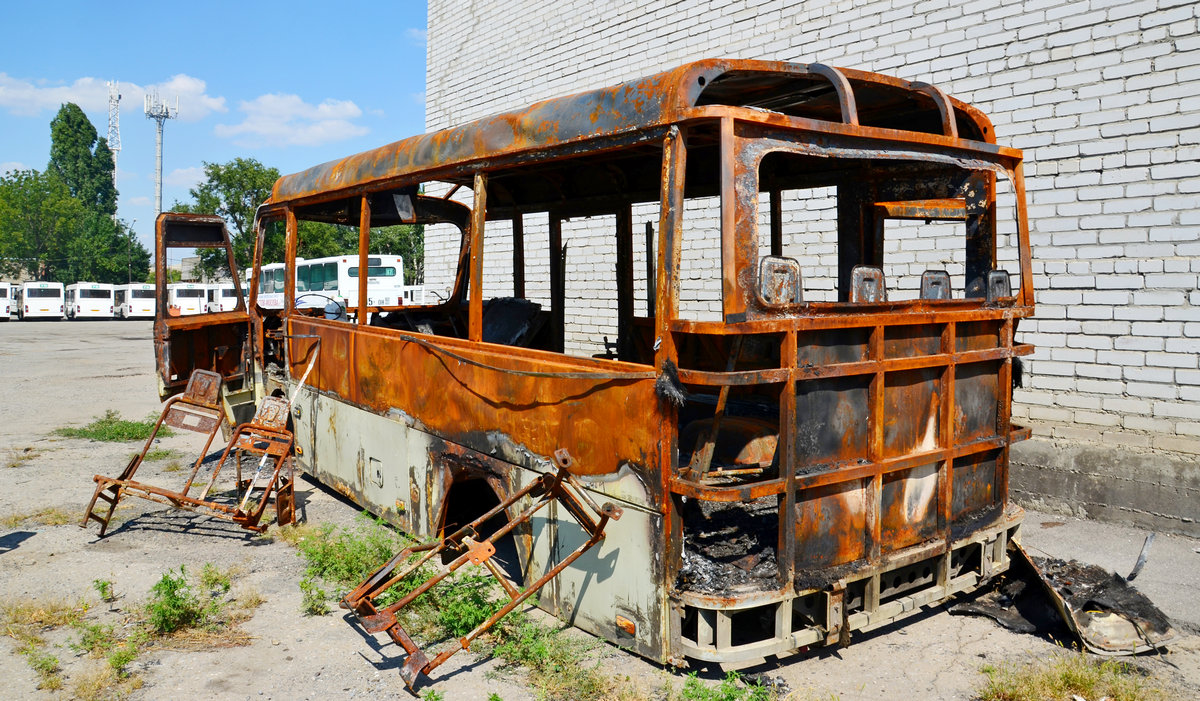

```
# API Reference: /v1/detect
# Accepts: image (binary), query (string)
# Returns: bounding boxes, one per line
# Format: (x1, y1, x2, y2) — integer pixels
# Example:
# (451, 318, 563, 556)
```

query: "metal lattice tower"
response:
(144, 90, 178, 215)
(106, 81, 121, 186)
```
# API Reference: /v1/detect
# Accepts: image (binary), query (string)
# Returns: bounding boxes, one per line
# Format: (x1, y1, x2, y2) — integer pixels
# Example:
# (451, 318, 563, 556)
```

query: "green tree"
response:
(47, 103, 116, 216)
(0, 169, 86, 280)
(56, 214, 148, 285)
(173, 158, 280, 279)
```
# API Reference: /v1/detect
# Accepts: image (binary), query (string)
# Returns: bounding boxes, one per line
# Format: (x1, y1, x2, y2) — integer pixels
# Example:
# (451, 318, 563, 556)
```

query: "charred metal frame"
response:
(154, 60, 1035, 670)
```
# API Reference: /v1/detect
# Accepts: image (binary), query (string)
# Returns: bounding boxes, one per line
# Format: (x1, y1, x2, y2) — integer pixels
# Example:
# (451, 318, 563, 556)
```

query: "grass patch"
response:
(142, 448, 183, 462)
(978, 651, 1164, 701)
(490, 613, 613, 701)
(1, 505, 74, 528)
(70, 663, 144, 700)
(161, 459, 186, 474)
(21, 645, 63, 689)
(2, 598, 87, 690)
(5, 445, 39, 468)
(53, 410, 173, 442)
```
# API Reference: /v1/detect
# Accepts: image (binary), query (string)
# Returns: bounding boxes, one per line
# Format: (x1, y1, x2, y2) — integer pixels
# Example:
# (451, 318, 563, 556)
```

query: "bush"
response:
(146, 566, 205, 634)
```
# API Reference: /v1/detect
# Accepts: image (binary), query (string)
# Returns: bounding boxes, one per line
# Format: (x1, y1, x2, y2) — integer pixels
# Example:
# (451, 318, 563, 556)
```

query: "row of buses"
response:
(1, 254, 420, 321)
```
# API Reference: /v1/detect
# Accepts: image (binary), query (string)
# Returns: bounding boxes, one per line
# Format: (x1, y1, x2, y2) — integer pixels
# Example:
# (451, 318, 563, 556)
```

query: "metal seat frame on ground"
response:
(340, 450, 622, 691)
(82, 369, 296, 536)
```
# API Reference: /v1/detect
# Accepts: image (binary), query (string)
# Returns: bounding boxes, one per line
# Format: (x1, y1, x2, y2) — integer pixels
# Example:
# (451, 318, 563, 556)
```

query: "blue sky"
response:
(0, 1, 428, 252)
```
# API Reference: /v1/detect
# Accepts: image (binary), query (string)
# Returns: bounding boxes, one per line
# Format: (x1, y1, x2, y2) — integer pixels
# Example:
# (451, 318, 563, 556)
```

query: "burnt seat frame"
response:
(83, 370, 296, 536)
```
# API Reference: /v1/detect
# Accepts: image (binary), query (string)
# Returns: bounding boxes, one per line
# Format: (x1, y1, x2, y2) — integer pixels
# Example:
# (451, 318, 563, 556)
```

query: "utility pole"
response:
(144, 90, 178, 215)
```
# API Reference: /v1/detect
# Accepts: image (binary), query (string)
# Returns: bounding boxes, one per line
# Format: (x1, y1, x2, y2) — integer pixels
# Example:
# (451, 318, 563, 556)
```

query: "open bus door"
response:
(154, 213, 256, 428)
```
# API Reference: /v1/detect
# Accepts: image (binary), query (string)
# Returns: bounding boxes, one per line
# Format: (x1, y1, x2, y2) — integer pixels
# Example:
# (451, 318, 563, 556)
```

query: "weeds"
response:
(200, 563, 232, 594)
(142, 448, 182, 462)
(2, 598, 85, 690)
(107, 643, 139, 676)
(5, 445, 38, 468)
(299, 576, 330, 616)
(1, 505, 74, 528)
(438, 573, 502, 637)
(978, 651, 1163, 701)
(147, 566, 209, 634)
(679, 671, 773, 701)
(491, 612, 613, 701)
(72, 621, 116, 656)
(421, 689, 446, 701)
(22, 646, 63, 689)
(53, 410, 172, 442)
(71, 663, 144, 700)
(93, 578, 116, 603)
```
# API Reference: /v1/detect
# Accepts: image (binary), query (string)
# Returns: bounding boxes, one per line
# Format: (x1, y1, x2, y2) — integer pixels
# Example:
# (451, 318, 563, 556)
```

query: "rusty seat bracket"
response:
(340, 449, 622, 691)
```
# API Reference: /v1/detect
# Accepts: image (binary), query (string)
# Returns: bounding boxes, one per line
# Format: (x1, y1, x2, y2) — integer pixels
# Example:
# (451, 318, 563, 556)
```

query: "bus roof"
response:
(270, 59, 1009, 205)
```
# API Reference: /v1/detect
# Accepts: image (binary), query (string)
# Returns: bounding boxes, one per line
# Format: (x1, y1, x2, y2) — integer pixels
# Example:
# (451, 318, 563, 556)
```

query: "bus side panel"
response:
(530, 483, 670, 662)
(303, 390, 444, 538)
(286, 318, 664, 509)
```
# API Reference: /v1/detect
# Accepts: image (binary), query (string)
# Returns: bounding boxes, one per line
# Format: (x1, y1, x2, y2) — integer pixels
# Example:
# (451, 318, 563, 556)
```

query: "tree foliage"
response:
(47, 103, 116, 216)
(0, 168, 146, 283)
(174, 158, 280, 279)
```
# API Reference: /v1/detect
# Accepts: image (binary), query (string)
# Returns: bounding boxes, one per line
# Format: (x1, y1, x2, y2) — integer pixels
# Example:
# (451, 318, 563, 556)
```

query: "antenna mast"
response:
(144, 90, 178, 215)
(106, 81, 121, 190)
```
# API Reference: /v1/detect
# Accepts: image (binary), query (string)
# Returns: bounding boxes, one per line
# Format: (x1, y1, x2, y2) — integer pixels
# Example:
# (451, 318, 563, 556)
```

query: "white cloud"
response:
(0, 72, 225, 121)
(215, 94, 369, 148)
(127, 196, 151, 206)
(0, 74, 108, 115)
(405, 28, 427, 47)
(410, 91, 426, 107)
(0, 161, 28, 175)
(164, 166, 206, 189)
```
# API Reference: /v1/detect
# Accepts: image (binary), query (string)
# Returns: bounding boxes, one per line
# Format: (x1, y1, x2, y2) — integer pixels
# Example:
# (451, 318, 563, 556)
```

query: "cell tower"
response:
(106, 81, 121, 190)
(144, 90, 178, 215)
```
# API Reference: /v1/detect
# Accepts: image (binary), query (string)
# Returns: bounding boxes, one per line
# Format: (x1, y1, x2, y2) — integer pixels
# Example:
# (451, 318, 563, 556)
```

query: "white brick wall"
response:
(426, 0, 1200, 452)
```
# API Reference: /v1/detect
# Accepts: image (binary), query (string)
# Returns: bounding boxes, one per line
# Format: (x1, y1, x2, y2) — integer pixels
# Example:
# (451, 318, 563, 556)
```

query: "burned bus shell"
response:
(156, 59, 1033, 667)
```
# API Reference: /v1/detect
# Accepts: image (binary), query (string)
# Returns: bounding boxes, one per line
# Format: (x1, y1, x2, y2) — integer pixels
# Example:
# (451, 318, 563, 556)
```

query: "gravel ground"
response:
(1, 319, 1197, 700)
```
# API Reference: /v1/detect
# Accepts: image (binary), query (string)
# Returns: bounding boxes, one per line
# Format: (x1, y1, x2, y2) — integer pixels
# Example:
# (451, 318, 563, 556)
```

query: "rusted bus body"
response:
(155, 59, 1034, 665)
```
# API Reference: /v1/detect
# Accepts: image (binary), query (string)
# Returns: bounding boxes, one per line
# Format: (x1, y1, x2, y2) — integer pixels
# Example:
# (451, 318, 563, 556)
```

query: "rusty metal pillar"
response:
(469, 172, 487, 342)
(358, 195, 371, 323)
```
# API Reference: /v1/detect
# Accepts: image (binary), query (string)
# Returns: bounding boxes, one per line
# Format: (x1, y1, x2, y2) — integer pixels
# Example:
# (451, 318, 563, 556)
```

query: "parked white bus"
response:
(16, 281, 64, 320)
(66, 282, 115, 320)
(256, 255, 420, 310)
(166, 282, 207, 316)
(205, 281, 246, 313)
(115, 283, 156, 319)
(0, 282, 13, 320)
